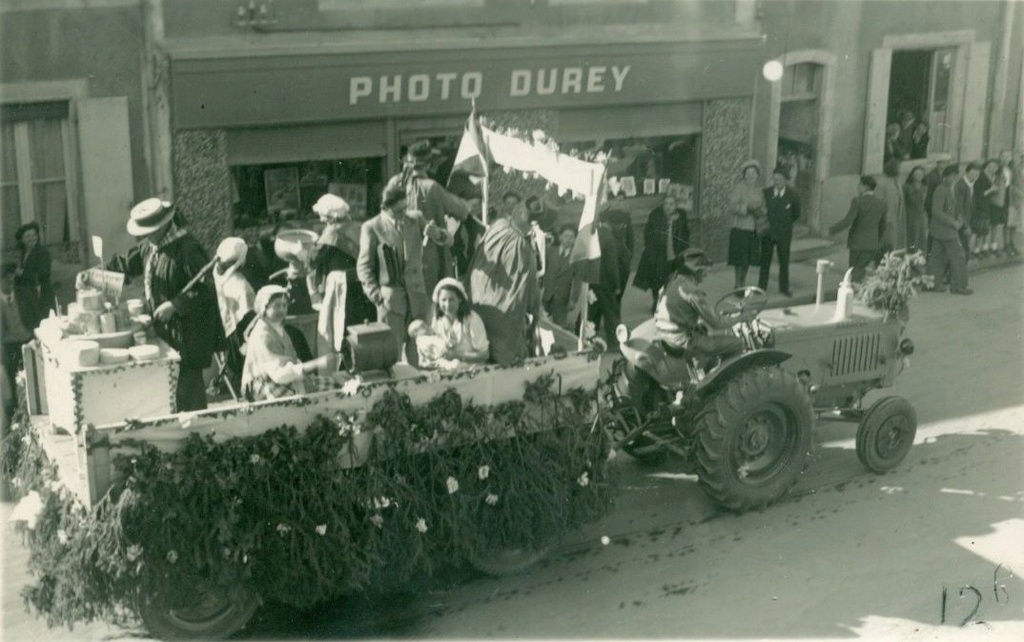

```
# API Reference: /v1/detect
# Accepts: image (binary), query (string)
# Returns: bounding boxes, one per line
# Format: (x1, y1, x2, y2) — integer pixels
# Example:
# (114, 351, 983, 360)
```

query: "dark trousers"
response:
(176, 366, 208, 412)
(758, 235, 792, 292)
(928, 237, 968, 291)
(849, 249, 878, 283)
(588, 285, 621, 349)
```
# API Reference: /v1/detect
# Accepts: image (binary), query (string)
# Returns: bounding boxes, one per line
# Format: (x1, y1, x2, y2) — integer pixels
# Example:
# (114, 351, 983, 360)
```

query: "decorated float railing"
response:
(2, 346, 614, 639)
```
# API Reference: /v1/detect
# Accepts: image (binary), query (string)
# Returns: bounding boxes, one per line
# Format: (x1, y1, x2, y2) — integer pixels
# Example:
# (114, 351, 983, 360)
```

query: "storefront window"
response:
(565, 134, 700, 212)
(230, 157, 384, 229)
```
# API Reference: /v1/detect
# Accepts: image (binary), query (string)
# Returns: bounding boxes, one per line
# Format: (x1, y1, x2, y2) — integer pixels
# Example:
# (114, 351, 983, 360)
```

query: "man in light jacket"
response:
(927, 165, 972, 295)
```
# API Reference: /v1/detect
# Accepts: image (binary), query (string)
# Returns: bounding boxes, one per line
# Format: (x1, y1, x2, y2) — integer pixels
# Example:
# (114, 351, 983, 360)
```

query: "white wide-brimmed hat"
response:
(312, 194, 351, 221)
(127, 198, 175, 237)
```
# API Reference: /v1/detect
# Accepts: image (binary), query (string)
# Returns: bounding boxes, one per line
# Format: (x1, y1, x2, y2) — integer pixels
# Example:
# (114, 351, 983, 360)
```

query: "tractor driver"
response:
(654, 248, 745, 361)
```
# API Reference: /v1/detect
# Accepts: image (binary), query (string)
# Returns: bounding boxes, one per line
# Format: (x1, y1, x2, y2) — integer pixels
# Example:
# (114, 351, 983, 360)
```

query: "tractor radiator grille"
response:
(829, 333, 882, 378)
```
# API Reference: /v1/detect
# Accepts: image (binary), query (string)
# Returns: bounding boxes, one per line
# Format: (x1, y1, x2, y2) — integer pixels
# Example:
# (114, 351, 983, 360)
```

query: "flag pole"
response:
(473, 99, 490, 228)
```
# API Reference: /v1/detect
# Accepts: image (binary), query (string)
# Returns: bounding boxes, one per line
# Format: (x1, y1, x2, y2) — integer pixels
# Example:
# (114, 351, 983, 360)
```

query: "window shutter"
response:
(78, 97, 135, 256)
(862, 48, 892, 175)
(959, 42, 990, 163)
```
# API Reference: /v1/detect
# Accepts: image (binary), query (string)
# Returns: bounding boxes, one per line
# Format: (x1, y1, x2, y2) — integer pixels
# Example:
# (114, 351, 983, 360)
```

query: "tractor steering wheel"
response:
(714, 286, 769, 324)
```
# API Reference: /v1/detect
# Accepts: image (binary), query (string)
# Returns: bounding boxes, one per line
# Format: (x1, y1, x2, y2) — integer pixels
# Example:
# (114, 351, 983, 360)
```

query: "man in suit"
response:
(926, 165, 972, 295)
(357, 183, 451, 363)
(829, 176, 888, 283)
(759, 166, 801, 296)
(953, 162, 980, 257)
(588, 209, 631, 350)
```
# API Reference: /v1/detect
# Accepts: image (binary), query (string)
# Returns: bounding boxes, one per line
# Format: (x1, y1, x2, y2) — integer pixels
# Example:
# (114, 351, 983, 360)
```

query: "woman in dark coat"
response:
(14, 222, 54, 327)
(101, 199, 223, 411)
(633, 195, 690, 313)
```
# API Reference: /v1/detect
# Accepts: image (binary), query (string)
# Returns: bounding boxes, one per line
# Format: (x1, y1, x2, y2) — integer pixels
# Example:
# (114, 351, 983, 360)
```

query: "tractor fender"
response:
(693, 349, 792, 399)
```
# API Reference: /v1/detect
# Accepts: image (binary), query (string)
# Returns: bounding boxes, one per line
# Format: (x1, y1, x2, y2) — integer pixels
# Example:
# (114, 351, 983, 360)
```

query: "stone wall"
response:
(697, 97, 753, 262)
(171, 130, 232, 254)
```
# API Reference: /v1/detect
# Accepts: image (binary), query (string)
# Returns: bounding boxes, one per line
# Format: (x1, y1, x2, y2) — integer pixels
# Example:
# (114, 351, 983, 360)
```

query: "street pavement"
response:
(2, 258, 1022, 641)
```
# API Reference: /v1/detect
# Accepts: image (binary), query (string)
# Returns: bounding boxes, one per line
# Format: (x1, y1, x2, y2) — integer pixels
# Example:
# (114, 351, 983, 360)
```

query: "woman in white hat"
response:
(241, 285, 340, 401)
(311, 193, 375, 327)
(213, 237, 255, 391)
(428, 277, 489, 366)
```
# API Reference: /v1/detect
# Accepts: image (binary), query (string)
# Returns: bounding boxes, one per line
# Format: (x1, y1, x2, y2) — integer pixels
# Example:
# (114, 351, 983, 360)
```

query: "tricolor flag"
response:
(448, 109, 490, 182)
(568, 170, 606, 285)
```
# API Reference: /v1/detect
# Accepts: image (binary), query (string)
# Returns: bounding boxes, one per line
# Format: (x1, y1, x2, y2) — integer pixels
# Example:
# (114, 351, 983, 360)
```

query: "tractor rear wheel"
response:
(694, 367, 813, 512)
(856, 396, 916, 473)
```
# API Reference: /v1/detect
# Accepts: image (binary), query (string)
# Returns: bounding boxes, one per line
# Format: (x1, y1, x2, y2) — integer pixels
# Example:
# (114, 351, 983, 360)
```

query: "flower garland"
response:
(856, 249, 933, 322)
(2, 374, 613, 629)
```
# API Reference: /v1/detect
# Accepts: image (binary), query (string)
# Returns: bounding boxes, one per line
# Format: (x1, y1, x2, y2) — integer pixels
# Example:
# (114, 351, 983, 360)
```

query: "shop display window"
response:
(230, 157, 384, 229)
(564, 134, 700, 213)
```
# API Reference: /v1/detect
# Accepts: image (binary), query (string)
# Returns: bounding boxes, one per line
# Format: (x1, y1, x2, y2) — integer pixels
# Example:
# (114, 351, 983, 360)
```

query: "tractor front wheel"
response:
(856, 396, 917, 473)
(694, 367, 813, 512)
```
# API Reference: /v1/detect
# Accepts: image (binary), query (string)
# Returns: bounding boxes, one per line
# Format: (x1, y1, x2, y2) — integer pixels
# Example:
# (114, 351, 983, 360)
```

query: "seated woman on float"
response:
(241, 285, 342, 401)
(410, 277, 489, 369)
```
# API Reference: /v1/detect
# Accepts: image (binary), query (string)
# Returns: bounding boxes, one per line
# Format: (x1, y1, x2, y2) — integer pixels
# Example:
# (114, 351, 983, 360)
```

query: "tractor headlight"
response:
(898, 338, 915, 356)
(615, 324, 630, 344)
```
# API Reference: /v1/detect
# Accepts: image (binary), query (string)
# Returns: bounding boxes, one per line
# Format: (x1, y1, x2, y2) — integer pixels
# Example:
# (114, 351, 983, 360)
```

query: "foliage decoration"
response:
(2, 374, 613, 630)
(856, 249, 933, 322)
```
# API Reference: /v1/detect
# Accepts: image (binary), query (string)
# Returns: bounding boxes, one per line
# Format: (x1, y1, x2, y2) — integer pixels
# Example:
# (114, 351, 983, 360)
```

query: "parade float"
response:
(2, 115, 616, 640)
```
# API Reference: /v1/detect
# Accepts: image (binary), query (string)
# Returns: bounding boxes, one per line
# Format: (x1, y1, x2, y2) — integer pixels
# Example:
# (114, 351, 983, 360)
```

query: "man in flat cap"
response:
(387, 140, 478, 295)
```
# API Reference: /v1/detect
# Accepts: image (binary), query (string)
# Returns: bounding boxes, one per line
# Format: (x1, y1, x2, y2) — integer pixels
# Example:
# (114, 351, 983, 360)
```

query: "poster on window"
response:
(668, 184, 694, 211)
(331, 182, 369, 221)
(264, 168, 300, 217)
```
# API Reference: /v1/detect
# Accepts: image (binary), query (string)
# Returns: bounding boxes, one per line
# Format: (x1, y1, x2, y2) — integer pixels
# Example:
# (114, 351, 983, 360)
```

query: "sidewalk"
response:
(618, 242, 1024, 330)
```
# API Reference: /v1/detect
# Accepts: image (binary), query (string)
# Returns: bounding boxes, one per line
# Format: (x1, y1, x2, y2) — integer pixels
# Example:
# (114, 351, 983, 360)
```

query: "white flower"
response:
(341, 378, 361, 397)
(372, 497, 391, 510)
(166, 550, 178, 564)
(446, 476, 460, 494)
(415, 518, 428, 533)
(577, 471, 590, 487)
(370, 514, 384, 529)
(8, 491, 44, 530)
(249, 453, 261, 465)
(315, 524, 327, 536)
(126, 544, 143, 561)
(601, 536, 610, 546)
(57, 529, 69, 545)
(485, 493, 499, 506)
(276, 523, 291, 535)
(607, 449, 617, 461)
(477, 465, 490, 480)
(178, 412, 197, 429)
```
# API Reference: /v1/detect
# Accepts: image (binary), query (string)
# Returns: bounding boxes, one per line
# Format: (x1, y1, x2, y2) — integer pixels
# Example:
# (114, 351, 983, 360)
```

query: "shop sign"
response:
(171, 41, 762, 128)
(347, 66, 631, 105)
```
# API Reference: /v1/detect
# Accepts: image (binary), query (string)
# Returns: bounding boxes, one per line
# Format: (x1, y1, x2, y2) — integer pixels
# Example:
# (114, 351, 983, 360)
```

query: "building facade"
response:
(3, 0, 1022, 263)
